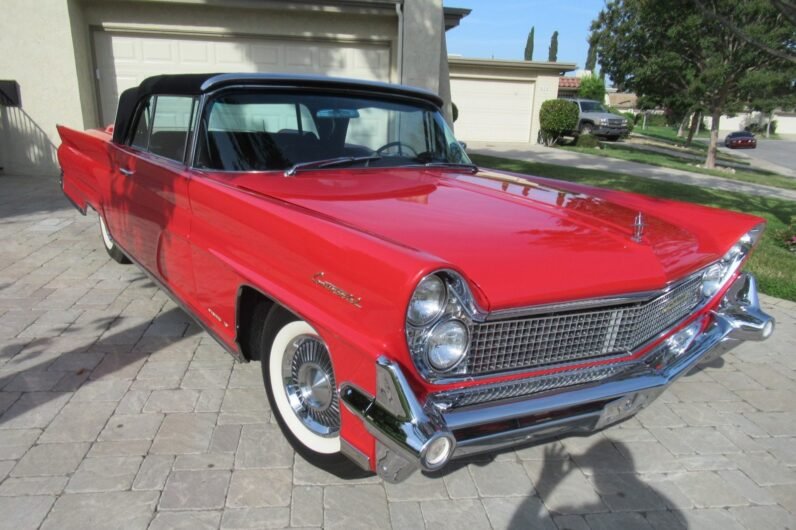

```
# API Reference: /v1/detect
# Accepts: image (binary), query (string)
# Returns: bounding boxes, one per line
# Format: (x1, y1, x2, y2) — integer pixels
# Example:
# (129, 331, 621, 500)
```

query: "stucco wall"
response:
(1, 0, 450, 177)
(705, 112, 796, 135)
(0, 0, 86, 177)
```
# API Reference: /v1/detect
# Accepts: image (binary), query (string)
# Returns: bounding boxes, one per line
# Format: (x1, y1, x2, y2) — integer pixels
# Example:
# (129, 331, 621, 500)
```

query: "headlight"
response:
(407, 275, 446, 326)
(701, 223, 765, 298)
(426, 319, 469, 371)
(600, 118, 609, 125)
(406, 271, 475, 379)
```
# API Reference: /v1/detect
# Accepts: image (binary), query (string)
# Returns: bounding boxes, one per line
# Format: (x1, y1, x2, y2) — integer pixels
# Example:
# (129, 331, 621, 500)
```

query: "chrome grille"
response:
(606, 118, 625, 127)
(467, 275, 702, 375)
(432, 363, 636, 409)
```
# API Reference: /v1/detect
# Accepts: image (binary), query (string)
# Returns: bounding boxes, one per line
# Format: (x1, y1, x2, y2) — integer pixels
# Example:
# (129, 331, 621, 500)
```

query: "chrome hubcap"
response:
(282, 335, 340, 437)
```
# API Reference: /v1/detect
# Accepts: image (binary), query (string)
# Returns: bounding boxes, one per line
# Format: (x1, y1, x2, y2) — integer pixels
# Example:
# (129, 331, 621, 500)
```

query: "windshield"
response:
(194, 91, 471, 172)
(579, 101, 608, 113)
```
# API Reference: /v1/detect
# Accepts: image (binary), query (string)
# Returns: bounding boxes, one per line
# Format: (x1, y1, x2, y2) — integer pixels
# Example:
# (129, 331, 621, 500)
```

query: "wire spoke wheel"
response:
(281, 335, 340, 437)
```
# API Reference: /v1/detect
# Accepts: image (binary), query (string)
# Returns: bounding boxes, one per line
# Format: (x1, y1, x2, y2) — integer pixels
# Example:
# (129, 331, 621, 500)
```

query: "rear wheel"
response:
(98, 213, 130, 264)
(255, 306, 366, 476)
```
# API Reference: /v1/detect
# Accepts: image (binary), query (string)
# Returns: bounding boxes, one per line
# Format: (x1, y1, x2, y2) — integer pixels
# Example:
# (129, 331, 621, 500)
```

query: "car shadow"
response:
(0, 306, 200, 426)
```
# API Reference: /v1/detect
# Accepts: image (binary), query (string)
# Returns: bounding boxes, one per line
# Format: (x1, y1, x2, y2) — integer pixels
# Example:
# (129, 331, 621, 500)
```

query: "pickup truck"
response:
(568, 98, 629, 139)
(58, 73, 774, 482)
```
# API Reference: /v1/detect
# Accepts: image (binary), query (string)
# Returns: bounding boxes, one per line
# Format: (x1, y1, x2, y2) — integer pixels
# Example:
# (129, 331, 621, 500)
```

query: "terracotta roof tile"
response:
(559, 77, 581, 89)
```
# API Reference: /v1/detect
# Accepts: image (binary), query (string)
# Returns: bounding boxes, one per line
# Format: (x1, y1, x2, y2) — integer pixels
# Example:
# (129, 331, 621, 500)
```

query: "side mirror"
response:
(458, 141, 468, 151)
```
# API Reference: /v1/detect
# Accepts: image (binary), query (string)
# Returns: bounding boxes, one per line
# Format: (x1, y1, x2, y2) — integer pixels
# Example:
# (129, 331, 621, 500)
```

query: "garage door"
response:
(93, 31, 391, 124)
(450, 78, 533, 143)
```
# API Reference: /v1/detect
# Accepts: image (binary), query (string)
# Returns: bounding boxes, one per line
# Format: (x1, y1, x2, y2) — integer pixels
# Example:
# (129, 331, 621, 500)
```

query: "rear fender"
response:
(56, 125, 113, 214)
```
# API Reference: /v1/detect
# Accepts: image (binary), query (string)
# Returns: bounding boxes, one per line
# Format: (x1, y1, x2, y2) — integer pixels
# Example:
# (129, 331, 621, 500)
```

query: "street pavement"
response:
(469, 141, 796, 202)
(724, 139, 796, 176)
(1, 175, 795, 529)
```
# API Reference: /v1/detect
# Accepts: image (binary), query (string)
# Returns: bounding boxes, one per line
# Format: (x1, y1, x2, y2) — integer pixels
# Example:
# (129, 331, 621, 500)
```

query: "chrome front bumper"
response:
(340, 273, 774, 483)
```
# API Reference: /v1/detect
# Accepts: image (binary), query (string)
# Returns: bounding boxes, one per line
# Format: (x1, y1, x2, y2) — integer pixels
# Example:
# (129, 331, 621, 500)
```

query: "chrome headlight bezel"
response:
(406, 271, 475, 379)
(701, 223, 765, 299)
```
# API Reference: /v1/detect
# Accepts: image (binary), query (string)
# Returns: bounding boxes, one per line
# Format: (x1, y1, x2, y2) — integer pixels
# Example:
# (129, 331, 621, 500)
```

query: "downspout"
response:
(395, 3, 404, 84)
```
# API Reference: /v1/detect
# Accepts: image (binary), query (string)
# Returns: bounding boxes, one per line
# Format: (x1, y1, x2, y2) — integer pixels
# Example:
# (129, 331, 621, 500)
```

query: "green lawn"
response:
(561, 143, 796, 192)
(635, 125, 711, 147)
(470, 153, 796, 302)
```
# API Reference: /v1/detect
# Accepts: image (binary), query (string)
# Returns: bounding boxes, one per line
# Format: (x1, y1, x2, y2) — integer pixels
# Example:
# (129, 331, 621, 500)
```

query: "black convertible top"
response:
(112, 73, 444, 144)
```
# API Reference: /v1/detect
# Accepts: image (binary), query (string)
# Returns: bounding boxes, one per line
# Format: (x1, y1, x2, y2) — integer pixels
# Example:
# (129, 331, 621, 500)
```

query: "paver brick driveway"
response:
(1, 175, 795, 529)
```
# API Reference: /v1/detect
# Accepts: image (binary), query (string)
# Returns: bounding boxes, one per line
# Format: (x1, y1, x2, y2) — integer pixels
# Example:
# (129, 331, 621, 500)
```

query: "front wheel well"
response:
(236, 286, 276, 361)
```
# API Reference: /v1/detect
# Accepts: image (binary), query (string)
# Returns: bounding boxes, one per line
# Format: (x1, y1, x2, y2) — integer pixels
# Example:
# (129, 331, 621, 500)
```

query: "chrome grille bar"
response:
(466, 275, 702, 375)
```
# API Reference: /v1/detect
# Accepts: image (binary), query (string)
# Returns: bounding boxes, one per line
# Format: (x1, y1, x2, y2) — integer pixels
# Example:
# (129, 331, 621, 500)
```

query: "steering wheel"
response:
(376, 141, 419, 157)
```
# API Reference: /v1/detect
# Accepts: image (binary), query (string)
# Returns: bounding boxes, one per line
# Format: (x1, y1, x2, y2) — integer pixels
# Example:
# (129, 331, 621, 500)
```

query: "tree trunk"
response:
(766, 111, 773, 138)
(705, 110, 720, 169)
(685, 112, 700, 147)
(642, 112, 647, 130)
(677, 114, 688, 137)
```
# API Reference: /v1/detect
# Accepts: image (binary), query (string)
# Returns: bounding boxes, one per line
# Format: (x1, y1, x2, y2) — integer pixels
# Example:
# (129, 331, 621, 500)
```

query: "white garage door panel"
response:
(94, 32, 390, 124)
(451, 78, 533, 143)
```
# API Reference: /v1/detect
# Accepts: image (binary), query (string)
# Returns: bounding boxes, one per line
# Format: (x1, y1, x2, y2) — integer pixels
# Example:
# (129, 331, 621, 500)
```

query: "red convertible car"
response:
(58, 74, 774, 482)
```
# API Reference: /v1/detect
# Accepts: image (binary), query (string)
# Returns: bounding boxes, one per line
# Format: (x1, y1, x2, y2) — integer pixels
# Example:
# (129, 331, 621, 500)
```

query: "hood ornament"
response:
(632, 212, 645, 242)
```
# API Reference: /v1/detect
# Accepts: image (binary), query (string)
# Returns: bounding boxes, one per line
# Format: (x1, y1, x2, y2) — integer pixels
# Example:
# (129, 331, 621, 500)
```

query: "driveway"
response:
(1, 175, 795, 529)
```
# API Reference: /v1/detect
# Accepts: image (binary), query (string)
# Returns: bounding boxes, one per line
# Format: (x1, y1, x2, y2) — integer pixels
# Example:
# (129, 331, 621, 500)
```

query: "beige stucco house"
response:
(0, 0, 469, 177)
(449, 58, 576, 144)
(0, 0, 578, 177)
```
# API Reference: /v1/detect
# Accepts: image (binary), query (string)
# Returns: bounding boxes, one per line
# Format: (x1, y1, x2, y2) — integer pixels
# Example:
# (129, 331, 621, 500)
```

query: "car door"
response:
(108, 94, 198, 302)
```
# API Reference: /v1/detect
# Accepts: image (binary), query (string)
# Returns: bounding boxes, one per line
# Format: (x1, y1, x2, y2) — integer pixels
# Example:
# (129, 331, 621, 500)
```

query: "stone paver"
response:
(1, 175, 795, 529)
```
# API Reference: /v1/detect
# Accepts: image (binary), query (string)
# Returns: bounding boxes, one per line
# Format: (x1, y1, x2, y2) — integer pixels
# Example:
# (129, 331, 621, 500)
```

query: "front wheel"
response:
(256, 307, 365, 476)
(99, 213, 130, 264)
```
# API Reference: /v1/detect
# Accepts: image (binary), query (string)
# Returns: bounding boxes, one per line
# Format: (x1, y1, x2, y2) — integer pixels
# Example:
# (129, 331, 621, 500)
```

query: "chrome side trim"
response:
(484, 268, 705, 321)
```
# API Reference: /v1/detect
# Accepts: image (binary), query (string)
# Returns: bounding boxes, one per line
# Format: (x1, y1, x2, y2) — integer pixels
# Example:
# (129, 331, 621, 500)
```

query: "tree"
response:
(578, 74, 606, 102)
(524, 27, 535, 61)
(591, 0, 794, 168)
(585, 34, 598, 72)
(741, 69, 796, 136)
(548, 31, 559, 62)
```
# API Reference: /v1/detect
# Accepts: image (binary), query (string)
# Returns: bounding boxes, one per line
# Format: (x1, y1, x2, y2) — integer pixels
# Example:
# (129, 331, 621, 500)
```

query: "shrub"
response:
(575, 133, 601, 148)
(539, 99, 579, 146)
(452, 102, 459, 123)
(622, 112, 636, 134)
(578, 74, 606, 102)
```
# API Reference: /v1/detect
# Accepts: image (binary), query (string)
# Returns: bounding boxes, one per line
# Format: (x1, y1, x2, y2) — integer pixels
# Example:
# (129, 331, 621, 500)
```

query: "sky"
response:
(444, 0, 606, 69)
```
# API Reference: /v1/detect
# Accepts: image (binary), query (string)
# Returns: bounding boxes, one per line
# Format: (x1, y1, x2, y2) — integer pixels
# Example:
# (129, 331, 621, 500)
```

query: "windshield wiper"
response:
(422, 161, 479, 173)
(284, 155, 381, 176)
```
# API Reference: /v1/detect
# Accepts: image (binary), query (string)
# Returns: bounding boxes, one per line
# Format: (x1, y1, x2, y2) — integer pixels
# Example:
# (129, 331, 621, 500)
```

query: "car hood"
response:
(231, 168, 759, 311)
(586, 112, 626, 121)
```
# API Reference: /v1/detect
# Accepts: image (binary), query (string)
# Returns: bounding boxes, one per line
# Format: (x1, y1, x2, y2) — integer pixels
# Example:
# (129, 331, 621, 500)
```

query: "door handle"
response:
(119, 167, 135, 177)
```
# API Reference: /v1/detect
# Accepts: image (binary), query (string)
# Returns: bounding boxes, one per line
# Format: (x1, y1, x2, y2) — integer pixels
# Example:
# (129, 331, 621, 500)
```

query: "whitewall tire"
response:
(268, 320, 341, 454)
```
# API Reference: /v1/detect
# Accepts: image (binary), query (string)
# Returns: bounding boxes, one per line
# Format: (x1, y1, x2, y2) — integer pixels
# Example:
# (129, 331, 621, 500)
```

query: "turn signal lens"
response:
(423, 436, 453, 469)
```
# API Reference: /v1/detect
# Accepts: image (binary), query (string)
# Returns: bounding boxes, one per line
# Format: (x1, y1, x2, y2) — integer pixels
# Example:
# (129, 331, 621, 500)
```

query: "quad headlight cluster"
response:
(406, 272, 473, 377)
(701, 223, 765, 299)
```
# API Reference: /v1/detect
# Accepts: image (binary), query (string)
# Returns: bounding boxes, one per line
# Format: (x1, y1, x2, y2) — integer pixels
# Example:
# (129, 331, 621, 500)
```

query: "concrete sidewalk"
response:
(1, 175, 795, 529)
(469, 141, 796, 202)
